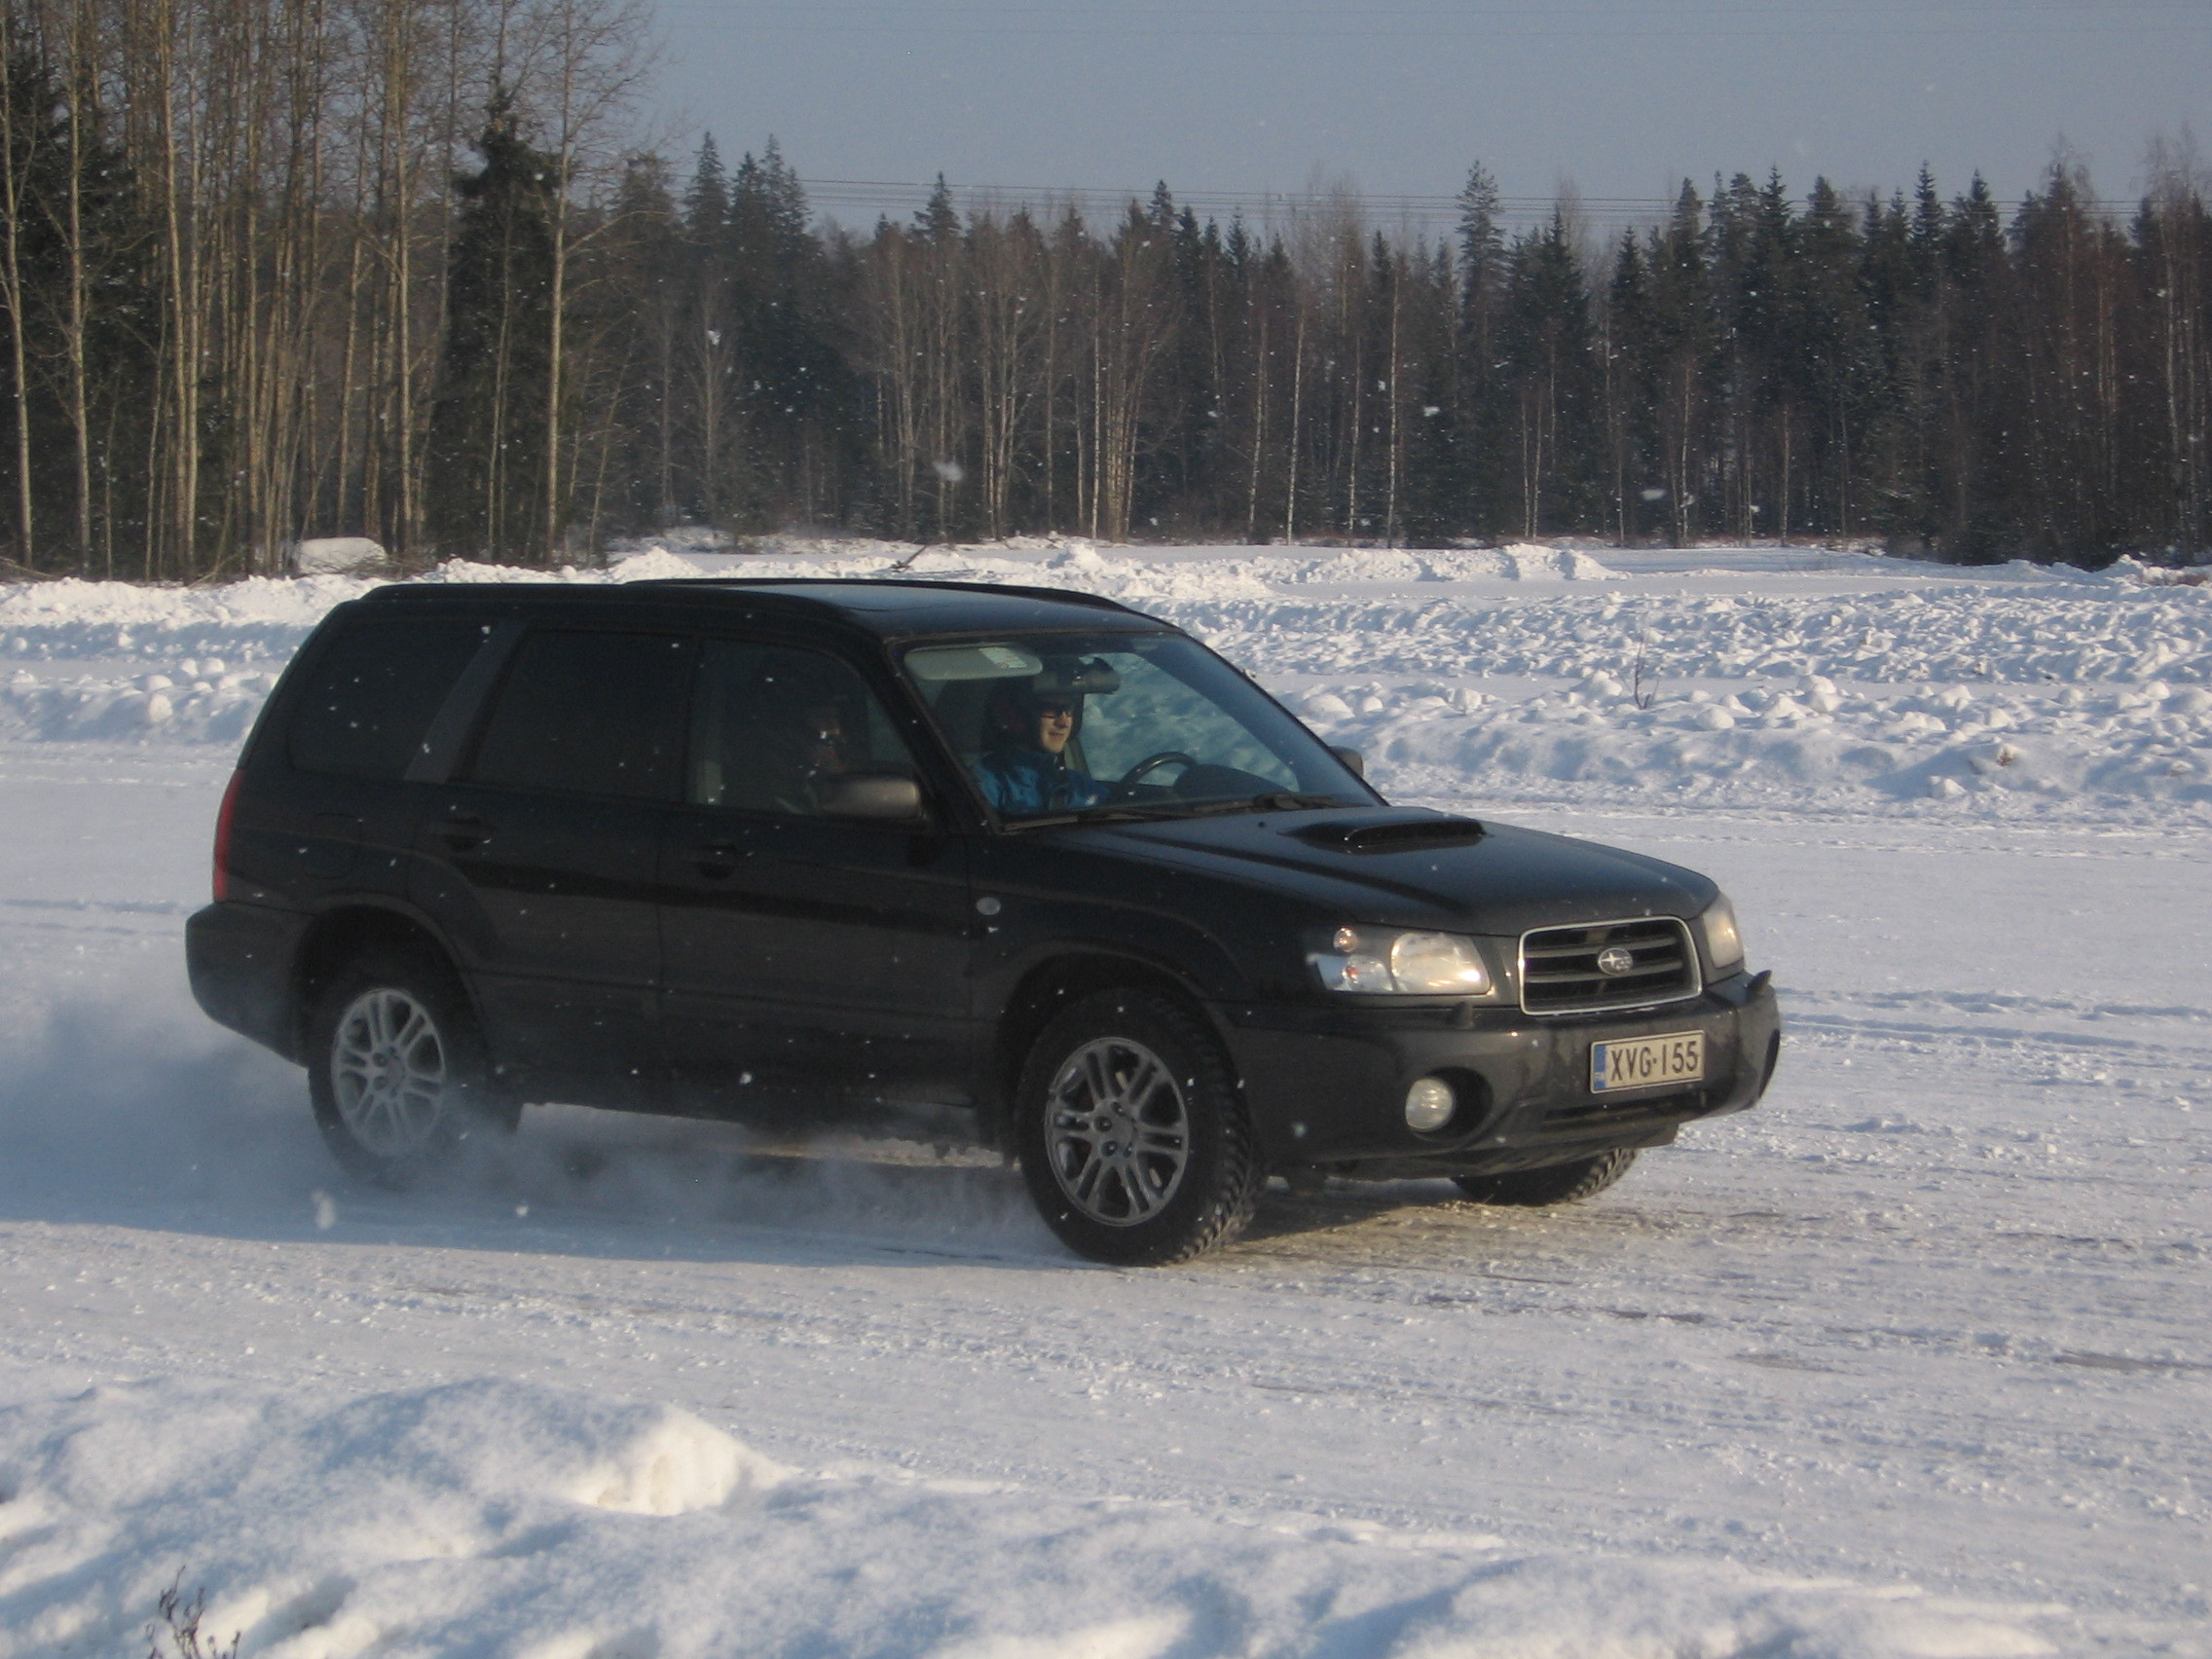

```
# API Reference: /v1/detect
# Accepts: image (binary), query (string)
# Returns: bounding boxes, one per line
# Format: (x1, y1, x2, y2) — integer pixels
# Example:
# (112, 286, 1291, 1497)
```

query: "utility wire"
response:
(795, 175, 2141, 236)
(665, 0, 2211, 37)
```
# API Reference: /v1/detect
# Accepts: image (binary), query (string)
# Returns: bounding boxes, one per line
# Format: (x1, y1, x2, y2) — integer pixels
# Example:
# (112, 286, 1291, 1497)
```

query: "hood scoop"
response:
(1289, 814, 1488, 856)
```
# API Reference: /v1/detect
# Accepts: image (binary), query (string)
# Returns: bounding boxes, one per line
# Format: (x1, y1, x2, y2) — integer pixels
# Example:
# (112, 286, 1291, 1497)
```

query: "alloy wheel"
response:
(1045, 1036, 1192, 1226)
(329, 988, 451, 1158)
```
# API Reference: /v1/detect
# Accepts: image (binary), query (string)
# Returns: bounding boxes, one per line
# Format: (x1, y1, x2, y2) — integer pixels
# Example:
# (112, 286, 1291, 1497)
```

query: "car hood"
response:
(1065, 807, 1716, 936)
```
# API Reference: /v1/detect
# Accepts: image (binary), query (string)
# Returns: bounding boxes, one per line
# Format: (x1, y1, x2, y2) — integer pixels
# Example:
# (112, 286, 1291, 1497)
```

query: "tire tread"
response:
(307, 943, 499, 1185)
(1018, 989, 1262, 1265)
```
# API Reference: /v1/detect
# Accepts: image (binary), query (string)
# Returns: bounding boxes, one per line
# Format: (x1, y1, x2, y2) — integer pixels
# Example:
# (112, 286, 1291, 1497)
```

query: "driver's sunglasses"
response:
(1036, 700, 1076, 719)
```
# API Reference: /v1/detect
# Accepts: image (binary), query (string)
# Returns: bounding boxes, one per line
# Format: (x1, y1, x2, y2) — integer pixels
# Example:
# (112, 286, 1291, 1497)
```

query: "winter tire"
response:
(1016, 989, 1262, 1265)
(307, 946, 508, 1185)
(1451, 1147, 1638, 1206)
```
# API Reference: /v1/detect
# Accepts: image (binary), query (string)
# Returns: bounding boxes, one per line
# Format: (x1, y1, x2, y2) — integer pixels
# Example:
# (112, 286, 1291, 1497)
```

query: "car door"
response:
(409, 626, 691, 1105)
(658, 636, 976, 1112)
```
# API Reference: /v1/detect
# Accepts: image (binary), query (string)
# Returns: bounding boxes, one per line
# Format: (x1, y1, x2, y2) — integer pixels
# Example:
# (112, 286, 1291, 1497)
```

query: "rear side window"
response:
(287, 615, 490, 779)
(468, 630, 690, 800)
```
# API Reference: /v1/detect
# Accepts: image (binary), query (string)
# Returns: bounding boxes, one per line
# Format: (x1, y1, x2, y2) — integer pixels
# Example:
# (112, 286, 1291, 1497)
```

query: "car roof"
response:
(355, 577, 1162, 639)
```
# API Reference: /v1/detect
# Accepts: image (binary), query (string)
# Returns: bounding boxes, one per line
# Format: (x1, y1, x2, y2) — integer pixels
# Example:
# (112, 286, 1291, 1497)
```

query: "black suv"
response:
(187, 579, 1780, 1263)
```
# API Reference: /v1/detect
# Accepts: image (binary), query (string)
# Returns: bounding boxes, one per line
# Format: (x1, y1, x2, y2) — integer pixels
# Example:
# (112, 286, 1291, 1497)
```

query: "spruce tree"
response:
(1793, 177, 1874, 536)
(726, 138, 852, 527)
(424, 95, 560, 562)
(1939, 174, 2009, 557)
(675, 134, 736, 527)
(1606, 231, 1659, 541)
(683, 134, 729, 239)
(1646, 182, 1712, 546)
(1910, 166, 1947, 293)
(1398, 241, 1465, 545)
(915, 174, 960, 245)
(2004, 161, 2128, 561)
(1499, 212, 1601, 536)
(1859, 185, 1932, 545)
(1455, 162, 1510, 534)
(585, 152, 684, 538)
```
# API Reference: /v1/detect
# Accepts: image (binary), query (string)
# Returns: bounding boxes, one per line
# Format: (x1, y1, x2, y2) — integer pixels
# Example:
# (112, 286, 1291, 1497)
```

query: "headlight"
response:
(1699, 895, 1746, 974)
(1309, 926, 1497, 996)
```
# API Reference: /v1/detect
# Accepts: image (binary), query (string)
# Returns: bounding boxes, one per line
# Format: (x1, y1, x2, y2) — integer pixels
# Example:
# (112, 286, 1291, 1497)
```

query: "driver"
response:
(974, 666, 1113, 814)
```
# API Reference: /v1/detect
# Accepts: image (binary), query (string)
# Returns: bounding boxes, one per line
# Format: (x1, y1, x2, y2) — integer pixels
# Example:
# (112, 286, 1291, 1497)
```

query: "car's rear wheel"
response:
(1451, 1148, 1638, 1206)
(1016, 990, 1261, 1265)
(307, 947, 509, 1184)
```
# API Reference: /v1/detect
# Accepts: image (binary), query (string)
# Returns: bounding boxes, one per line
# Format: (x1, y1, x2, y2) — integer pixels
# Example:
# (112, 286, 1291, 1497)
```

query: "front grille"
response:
(1519, 916, 1701, 1014)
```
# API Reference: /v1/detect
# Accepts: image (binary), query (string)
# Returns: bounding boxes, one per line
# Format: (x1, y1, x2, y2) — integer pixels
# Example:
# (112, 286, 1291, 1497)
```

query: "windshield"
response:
(901, 631, 1374, 824)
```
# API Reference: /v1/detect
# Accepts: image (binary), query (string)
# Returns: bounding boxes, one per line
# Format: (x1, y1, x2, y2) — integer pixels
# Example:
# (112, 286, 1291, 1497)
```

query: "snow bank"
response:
(0, 552, 705, 744)
(0, 551, 698, 657)
(681, 535, 1619, 593)
(1, 541, 2205, 821)
(0, 1375, 2052, 1659)
(1296, 673, 2212, 815)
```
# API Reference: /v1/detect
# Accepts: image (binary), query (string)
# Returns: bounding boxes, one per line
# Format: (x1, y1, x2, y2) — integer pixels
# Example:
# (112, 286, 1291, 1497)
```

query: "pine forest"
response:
(1, 0, 2208, 579)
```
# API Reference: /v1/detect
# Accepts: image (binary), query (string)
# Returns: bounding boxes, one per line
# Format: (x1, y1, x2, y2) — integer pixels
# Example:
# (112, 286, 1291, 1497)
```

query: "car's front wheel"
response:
(1451, 1147, 1638, 1206)
(307, 947, 509, 1184)
(1016, 990, 1262, 1265)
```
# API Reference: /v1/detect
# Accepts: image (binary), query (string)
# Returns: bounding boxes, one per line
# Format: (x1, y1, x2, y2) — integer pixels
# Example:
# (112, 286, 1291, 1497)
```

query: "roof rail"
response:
(633, 575, 1139, 613)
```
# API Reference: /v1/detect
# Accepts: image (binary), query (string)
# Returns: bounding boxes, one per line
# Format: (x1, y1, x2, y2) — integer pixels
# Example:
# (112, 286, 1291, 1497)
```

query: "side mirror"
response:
(822, 773, 930, 824)
(1329, 746, 1365, 779)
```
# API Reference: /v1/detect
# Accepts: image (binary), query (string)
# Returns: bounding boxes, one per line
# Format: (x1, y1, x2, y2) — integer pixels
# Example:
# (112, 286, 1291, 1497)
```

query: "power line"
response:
(664, 0, 2212, 38)
(795, 174, 2140, 237)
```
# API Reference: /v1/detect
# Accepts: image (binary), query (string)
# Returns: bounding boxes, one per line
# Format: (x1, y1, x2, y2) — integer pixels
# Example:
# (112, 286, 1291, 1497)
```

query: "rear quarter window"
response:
(286, 615, 491, 779)
(467, 629, 690, 799)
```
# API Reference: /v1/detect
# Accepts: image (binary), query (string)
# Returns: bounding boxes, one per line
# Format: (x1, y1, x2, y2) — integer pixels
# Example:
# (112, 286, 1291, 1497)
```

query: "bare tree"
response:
(42, 0, 105, 568)
(0, 0, 40, 564)
(498, 0, 651, 555)
(968, 208, 1042, 538)
(1089, 203, 1175, 540)
(2144, 132, 2209, 555)
(860, 223, 924, 535)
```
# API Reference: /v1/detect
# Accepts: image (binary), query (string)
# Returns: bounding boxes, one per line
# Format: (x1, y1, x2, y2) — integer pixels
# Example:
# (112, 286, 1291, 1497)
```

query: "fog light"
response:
(1404, 1076, 1456, 1133)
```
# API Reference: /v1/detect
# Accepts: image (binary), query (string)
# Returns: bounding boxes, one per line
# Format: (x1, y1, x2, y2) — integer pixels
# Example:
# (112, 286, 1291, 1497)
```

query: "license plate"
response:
(1591, 1031, 1705, 1093)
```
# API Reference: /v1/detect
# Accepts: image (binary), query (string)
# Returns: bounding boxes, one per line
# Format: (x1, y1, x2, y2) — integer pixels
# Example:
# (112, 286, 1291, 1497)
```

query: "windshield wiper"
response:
(1007, 793, 1346, 830)
(1001, 803, 1190, 830)
(1176, 792, 1346, 818)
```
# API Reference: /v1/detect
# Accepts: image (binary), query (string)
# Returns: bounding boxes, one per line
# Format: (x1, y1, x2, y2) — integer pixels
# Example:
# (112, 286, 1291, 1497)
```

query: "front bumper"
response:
(1220, 970, 1781, 1174)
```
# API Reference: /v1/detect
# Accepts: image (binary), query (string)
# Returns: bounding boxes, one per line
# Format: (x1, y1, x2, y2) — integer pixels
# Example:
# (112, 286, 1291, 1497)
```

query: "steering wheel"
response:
(1109, 750, 1197, 801)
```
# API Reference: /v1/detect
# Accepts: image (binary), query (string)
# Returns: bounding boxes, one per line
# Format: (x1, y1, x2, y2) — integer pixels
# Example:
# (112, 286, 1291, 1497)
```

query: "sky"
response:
(648, 0, 2211, 237)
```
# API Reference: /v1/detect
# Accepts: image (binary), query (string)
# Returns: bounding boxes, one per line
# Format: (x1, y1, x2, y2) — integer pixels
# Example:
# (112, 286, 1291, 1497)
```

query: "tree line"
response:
(0, 0, 2206, 577)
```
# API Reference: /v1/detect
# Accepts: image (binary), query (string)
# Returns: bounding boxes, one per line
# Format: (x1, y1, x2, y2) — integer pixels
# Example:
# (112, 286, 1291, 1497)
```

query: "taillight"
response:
(211, 769, 244, 902)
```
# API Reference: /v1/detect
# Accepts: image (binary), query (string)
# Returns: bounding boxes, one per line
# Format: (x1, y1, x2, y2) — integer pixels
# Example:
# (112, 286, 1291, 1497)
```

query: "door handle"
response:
(690, 840, 739, 878)
(439, 812, 488, 853)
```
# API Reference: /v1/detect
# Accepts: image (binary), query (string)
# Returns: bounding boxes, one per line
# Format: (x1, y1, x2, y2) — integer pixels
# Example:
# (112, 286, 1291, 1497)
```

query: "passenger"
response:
(756, 684, 853, 815)
(974, 679, 1112, 814)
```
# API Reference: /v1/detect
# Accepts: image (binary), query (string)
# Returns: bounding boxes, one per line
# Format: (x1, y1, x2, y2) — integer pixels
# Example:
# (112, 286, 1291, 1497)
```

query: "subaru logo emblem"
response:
(1596, 945, 1637, 977)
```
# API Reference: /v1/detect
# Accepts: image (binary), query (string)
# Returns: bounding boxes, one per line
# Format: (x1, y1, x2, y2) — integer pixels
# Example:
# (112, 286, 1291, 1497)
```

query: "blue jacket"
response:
(974, 746, 1112, 814)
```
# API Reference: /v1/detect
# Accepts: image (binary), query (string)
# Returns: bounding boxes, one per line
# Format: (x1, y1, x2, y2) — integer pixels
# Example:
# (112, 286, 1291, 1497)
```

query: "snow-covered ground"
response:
(0, 541, 2205, 1657)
